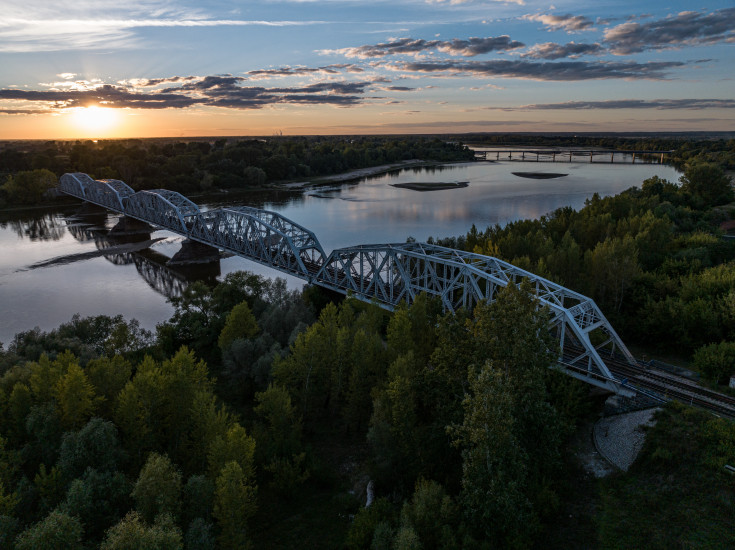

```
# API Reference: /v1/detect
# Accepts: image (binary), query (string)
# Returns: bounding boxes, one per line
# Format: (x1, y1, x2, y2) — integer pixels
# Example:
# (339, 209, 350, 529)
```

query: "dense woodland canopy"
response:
(0, 136, 474, 206)
(0, 134, 734, 548)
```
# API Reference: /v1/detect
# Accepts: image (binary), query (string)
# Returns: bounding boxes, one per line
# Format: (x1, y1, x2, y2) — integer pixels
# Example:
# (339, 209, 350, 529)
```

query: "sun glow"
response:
(71, 106, 120, 136)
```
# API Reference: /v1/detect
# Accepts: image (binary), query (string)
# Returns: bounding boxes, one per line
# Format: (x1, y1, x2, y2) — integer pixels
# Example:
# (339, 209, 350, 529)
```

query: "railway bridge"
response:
(60, 172, 637, 396)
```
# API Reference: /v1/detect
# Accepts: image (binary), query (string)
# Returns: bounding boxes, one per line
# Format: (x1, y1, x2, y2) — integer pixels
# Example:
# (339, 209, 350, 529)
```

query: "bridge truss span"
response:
(188, 207, 326, 280)
(317, 242, 635, 394)
(59, 172, 636, 395)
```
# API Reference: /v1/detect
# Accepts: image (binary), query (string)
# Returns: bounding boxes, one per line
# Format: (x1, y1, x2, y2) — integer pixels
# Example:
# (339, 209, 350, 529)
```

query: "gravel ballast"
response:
(593, 408, 660, 471)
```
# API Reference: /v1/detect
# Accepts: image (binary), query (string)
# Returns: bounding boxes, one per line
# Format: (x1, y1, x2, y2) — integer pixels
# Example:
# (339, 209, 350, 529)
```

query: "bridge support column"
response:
(109, 216, 154, 237)
(167, 239, 221, 266)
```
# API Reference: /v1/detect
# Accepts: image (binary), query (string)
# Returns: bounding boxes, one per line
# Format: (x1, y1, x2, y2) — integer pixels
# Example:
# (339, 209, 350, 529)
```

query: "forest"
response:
(0, 136, 474, 207)
(0, 136, 734, 548)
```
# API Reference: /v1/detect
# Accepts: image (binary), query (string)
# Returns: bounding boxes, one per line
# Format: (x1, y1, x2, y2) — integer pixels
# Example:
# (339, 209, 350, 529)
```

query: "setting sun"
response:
(70, 106, 119, 136)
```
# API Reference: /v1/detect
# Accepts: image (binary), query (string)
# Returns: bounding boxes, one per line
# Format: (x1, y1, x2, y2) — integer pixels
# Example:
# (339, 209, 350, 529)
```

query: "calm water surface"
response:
(0, 160, 680, 344)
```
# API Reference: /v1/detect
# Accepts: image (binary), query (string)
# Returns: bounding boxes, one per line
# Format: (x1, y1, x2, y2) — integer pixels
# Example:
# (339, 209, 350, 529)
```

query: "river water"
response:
(0, 159, 680, 345)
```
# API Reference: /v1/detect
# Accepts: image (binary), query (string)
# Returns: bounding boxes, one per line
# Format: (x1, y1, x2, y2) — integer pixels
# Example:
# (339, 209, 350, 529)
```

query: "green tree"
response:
(207, 424, 256, 482)
(213, 461, 258, 550)
(54, 363, 100, 429)
(2, 169, 56, 205)
(57, 417, 124, 480)
(691, 341, 735, 384)
(62, 468, 131, 542)
(680, 161, 733, 206)
(14, 509, 84, 550)
(218, 300, 259, 351)
(101, 511, 182, 550)
(452, 281, 567, 547)
(131, 452, 182, 523)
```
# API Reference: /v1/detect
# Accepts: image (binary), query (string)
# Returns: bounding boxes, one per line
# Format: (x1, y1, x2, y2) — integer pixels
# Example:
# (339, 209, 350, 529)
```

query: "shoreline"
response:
(274, 159, 458, 190)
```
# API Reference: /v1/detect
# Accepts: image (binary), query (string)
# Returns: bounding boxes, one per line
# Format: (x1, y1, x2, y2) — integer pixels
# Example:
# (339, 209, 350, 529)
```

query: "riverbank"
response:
(275, 159, 452, 190)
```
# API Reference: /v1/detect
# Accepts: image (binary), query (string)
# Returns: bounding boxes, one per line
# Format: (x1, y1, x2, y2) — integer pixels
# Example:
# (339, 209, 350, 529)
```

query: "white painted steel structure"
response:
(59, 172, 635, 395)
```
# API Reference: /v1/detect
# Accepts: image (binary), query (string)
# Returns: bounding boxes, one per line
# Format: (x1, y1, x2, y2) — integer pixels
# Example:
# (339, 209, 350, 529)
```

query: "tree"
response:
(207, 424, 256, 481)
(14, 509, 84, 550)
(218, 300, 259, 351)
(451, 281, 567, 547)
(214, 461, 258, 550)
(54, 363, 100, 429)
(2, 169, 56, 205)
(680, 162, 733, 206)
(58, 417, 124, 480)
(131, 452, 182, 523)
(692, 342, 735, 384)
(101, 511, 182, 550)
(62, 468, 131, 542)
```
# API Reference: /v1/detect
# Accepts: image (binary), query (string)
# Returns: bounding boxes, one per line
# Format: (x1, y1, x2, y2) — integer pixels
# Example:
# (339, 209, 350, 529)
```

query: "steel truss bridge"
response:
(60, 172, 636, 396)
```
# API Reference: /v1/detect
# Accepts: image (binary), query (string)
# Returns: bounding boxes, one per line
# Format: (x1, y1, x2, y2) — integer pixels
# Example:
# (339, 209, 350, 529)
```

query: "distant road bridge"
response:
(474, 149, 674, 164)
(60, 172, 637, 396)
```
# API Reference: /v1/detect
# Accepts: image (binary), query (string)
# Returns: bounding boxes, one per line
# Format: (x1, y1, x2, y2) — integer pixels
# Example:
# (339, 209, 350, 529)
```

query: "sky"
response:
(0, 0, 733, 139)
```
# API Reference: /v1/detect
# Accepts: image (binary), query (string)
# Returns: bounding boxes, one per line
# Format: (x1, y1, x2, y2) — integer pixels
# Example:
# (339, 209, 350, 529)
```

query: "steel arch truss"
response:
(317, 242, 634, 394)
(125, 190, 201, 233)
(188, 207, 326, 279)
(59, 174, 135, 212)
(59, 172, 636, 395)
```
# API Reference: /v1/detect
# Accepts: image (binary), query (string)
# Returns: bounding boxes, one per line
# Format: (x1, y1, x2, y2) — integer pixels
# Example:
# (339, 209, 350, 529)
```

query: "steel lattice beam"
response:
(59, 173, 635, 395)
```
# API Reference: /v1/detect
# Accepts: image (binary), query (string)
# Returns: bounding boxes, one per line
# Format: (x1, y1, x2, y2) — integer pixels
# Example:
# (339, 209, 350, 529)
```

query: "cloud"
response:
(0, 1, 325, 52)
(323, 35, 524, 58)
(513, 98, 735, 110)
(389, 59, 685, 80)
(246, 64, 364, 78)
(523, 13, 595, 33)
(0, 74, 394, 112)
(522, 41, 604, 59)
(603, 7, 735, 54)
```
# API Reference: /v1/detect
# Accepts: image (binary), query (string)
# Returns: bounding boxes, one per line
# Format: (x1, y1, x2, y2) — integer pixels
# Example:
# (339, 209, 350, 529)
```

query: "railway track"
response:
(563, 346, 735, 418)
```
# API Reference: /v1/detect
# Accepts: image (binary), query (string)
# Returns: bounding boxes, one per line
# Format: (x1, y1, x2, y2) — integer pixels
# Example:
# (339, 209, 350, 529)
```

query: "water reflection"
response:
(64, 209, 220, 301)
(0, 212, 68, 242)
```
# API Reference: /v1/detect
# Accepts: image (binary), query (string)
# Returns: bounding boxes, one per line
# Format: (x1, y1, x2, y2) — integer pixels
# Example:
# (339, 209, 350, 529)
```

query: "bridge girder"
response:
(188, 207, 325, 278)
(58, 172, 636, 395)
(59, 173, 134, 212)
(124, 190, 201, 234)
(316, 242, 634, 395)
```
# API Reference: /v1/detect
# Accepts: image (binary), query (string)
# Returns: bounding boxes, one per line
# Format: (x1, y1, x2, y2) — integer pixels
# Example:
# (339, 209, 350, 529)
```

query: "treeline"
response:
(0, 136, 474, 205)
(0, 268, 592, 548)
(431, 161, 735, 382)
(461, 133, 735, 169)
(0, 273, 320, 549)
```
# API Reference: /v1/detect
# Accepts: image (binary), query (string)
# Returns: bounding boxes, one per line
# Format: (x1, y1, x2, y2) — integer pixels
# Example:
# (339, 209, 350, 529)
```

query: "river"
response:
(0, 159, 680, 345)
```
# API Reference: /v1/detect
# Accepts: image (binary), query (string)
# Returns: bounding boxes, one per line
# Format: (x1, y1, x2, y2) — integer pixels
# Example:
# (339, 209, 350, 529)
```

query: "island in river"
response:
(390, 181, 469, 191)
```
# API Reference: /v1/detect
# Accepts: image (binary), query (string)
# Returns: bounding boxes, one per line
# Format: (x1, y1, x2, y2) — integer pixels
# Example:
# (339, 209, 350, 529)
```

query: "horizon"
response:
(1, 1, 734, 139)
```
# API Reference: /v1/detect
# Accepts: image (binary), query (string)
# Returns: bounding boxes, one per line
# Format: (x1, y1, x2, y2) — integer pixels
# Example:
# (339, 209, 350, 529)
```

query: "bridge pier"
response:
(167, 239, 221, 266)
(109, 216, 154, 237)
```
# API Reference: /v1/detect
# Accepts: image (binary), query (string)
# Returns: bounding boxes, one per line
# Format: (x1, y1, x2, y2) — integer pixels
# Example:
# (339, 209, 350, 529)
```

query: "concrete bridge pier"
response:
(167, 239, 221, 266)
(109, 216, 154, 237)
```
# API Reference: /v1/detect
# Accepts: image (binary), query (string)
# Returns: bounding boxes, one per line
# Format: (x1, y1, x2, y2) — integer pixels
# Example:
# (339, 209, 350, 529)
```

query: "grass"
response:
(596, 402, 735, 550)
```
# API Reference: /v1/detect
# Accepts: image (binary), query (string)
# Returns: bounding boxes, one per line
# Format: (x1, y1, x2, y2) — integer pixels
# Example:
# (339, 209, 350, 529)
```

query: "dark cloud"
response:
(331, 35, 524, 58)
(391, 59, 685, 80)
(270, 81, 372, 94)
(0, 109, 48, 115)
(604, 7, 735, 54)
(522, 42, 604, 60)
(385, 86, 415, 91)
(517, 98, 735, 110)
(523, 14, 595, 33)
(0, 75, 391, 112)
(0, 85, 204, 109)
